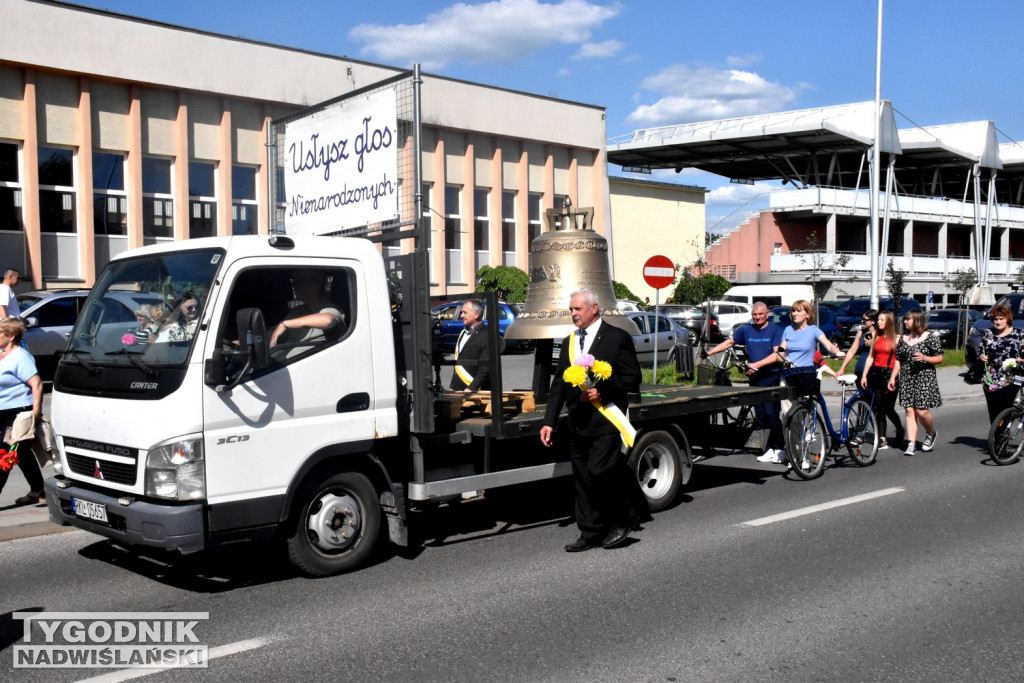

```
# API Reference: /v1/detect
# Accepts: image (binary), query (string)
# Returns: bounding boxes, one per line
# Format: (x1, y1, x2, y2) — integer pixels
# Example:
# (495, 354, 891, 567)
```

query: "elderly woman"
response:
(979, 304, 1024, 422)
(0, 318, 45, 505)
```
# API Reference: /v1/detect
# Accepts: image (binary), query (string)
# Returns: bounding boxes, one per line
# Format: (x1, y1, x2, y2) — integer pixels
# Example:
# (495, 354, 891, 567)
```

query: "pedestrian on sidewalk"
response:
(889, 310, 942, 456)
(978, 304, 1024, 422)
(837, 308, 877, 380)
(861, 310, 903, 450)
(0, 318, 45, 505)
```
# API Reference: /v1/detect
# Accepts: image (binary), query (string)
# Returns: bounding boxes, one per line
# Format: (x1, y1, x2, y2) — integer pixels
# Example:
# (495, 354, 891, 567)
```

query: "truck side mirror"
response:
(237, 307, 268, 369)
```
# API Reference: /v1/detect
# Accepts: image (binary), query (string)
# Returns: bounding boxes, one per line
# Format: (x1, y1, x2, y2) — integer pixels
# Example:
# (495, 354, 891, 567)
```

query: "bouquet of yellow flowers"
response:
(563, 353, 613, 390)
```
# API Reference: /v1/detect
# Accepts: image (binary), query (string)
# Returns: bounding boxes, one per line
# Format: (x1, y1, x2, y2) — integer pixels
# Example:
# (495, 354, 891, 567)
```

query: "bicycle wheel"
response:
(844, 399, 879, 466)
(988, 407, 1024, 466)
(784, 403, 828, 480)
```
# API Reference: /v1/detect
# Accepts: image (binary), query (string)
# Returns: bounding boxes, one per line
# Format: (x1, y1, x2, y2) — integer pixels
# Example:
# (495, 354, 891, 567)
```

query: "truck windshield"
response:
(66, 248, 224, 368)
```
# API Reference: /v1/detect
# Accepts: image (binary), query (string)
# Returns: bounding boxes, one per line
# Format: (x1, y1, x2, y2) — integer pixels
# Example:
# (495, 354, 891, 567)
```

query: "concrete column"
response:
(258, 107, 271, 235)
(568, 149, 578, 207)
(126, 85, 144, 249)
(21, 70, 42, 288)
(1001, 226, 1010, 261)
(173, 93, 189, 241)
(488, 138, 502, 267)
(217, 99, 232, 236)
(904, 220, 914, 257)
(77, 77, 95, 285)
(543, 144, 554, 216)
(825, 213, 837, 252)
(516, 144, 529, 272)
(462, 137, 474, 286)
(432, 137, 445, 293)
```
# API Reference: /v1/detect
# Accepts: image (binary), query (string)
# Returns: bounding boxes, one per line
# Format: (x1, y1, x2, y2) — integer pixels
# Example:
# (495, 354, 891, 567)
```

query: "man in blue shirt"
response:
(701, 302, 786, 464)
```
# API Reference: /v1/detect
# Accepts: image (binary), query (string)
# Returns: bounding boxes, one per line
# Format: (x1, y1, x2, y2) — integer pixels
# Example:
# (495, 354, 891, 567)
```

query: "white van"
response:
(720, 284, 815, 309)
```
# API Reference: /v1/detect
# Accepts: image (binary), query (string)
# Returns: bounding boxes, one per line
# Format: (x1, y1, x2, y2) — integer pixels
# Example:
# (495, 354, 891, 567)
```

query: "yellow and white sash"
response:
(454, 328, 474, 386)
(568, 330, 637, 448)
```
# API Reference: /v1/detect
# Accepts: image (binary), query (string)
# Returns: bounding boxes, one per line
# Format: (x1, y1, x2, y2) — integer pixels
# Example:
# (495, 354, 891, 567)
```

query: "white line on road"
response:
(74, 635, 284, 683)
(738, 487, 905, 527)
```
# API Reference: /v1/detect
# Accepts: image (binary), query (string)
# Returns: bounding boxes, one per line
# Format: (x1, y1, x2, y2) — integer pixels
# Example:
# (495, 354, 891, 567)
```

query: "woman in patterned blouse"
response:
(980, 304, 1024, 422)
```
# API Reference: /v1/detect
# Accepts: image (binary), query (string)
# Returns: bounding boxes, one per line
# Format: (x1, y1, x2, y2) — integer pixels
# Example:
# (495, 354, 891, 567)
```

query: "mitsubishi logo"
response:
(93, 461, 104, 480)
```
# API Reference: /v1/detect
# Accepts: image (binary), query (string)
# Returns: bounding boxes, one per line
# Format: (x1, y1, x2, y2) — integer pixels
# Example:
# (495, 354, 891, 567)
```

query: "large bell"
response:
(505, 200, 640, 340)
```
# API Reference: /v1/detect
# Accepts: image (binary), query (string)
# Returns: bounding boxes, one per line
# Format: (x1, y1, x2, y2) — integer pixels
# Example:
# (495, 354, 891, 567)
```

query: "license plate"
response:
(72, 497, 109, 523)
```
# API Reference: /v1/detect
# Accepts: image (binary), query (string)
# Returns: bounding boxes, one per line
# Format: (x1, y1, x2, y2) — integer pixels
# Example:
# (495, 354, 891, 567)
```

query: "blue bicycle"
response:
(782, 362, 880, 480)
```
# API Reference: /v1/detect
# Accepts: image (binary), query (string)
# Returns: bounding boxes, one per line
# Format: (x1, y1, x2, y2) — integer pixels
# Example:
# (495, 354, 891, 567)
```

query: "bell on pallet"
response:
(504, 198, 640, 340)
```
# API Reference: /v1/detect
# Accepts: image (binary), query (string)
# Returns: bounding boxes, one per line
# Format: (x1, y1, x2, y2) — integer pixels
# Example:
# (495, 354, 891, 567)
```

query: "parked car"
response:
(616, 299, 643, 312)
(836, 296, 922, 346)
(707, 300, 752, 338)
(767, 305, 844, 349)
(552, 311, 696, 365)
(429, 300, 528, 353)
(926, 308, 982, 348)
(656, 304, 723, 342)
(966, 294, 1024, 368)
(16, 289, 164, 380)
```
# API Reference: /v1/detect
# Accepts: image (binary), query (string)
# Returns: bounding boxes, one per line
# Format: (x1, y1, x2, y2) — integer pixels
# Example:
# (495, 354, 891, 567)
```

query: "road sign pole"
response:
(653, 288, 660, 384)
(642, 254, 676, 387)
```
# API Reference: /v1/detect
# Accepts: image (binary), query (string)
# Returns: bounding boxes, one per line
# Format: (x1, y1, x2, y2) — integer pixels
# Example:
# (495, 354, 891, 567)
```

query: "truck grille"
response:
(66, 453, 137, 486)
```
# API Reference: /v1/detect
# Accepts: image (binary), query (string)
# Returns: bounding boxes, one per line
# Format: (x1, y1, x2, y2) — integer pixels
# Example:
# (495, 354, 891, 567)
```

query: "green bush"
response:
(613, 280, 643, 304)
(475, 265, 529, 302)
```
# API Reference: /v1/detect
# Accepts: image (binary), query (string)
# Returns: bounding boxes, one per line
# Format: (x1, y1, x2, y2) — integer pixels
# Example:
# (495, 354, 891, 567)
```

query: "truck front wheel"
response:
(628, 430, 682, 512)
(286, 471, 381, 576)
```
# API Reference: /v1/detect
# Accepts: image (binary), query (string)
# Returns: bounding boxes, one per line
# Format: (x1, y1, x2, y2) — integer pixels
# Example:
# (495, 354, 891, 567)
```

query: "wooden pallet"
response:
(435, 391, 536, 420)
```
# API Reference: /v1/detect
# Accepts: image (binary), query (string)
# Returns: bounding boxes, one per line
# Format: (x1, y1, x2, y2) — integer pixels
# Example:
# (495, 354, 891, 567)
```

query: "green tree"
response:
(884, 258, 906, 317)
(475, 265, 529, 303)
(612, 280, 643, 304)
(943, 267, 978, 349)
(672, 272, 731, 306)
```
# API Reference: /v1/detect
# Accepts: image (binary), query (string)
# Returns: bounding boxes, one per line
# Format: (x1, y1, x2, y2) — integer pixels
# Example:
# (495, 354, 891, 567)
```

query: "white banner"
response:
(284, 89, 399, 235)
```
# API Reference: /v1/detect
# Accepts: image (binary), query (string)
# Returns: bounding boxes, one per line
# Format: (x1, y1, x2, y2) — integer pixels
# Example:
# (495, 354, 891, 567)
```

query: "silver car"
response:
(552, 312, 696, 364)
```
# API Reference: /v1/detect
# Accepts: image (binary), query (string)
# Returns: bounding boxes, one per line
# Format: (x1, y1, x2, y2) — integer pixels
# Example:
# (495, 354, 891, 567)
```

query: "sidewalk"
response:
(0, 367, 987, 543)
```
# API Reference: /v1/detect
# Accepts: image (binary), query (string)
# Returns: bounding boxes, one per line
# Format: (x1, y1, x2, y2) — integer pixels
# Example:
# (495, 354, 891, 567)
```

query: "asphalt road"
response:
(5, 397, 1024, 681)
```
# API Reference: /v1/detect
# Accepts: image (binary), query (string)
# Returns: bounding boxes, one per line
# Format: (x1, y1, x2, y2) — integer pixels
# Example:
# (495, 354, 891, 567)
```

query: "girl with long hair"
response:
(888, 309, 943, 455)
(861, 310, 903, 449)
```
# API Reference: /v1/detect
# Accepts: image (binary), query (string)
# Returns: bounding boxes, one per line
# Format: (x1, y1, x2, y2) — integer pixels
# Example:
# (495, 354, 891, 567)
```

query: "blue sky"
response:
(70, 0, 1024, 228)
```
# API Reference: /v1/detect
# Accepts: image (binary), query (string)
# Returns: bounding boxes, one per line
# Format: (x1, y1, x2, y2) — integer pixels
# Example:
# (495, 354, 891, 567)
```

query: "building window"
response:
(38, 146, 76, 233)
(502, 190, 516, 267)
(528, 192, 542, 243)
(473, 188, 489, 251)
(0, 141, 23, 232)
(444, 185, 461, 250)
(189, 160, 217, 238)
(142, 156, 174, 238)
(554, 193, 569, 212)
(232, 165, 258, 235)
(93, 152, 127, 235)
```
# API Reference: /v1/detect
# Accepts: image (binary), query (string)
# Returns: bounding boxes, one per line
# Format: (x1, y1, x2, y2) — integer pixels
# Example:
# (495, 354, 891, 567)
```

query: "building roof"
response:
(607, 101, 901, 184)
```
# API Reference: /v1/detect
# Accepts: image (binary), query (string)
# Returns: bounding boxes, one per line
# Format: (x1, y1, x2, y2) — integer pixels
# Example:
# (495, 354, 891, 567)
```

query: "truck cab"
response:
(45, 235, 399, 571)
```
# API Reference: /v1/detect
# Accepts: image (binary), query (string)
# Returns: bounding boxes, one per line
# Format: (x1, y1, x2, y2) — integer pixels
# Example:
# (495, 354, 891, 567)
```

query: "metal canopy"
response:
(607, 101, 901, 186)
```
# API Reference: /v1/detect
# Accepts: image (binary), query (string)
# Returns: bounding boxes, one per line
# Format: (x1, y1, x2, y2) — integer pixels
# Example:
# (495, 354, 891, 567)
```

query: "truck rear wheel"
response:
(286, 471, 381, 576)
(628, 430, 682, 512)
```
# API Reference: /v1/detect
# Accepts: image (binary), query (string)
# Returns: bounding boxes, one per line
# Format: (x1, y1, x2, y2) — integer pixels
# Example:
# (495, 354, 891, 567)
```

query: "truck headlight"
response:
(145, 437, 205, 501)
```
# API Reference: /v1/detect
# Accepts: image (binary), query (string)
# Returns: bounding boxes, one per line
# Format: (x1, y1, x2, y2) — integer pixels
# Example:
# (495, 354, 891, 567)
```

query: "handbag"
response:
(3, 410, 35, 444)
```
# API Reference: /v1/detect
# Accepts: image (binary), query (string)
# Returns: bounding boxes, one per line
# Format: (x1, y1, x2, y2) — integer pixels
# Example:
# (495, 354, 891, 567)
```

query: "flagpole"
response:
(869, 0, 883, 310)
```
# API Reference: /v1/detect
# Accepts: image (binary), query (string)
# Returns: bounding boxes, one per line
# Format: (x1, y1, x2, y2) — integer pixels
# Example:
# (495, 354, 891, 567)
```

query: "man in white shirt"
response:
(0, 268, 20, 319)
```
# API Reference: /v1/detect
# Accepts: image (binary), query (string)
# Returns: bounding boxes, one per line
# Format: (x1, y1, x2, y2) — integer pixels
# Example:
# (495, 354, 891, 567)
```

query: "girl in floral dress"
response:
(888, 310, 943, 456)
(979, 304, 1024, 422)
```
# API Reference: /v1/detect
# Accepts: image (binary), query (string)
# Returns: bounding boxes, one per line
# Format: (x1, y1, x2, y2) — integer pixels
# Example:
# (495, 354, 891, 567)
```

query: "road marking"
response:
(74, 635, 283, 683)
(738, 487, 905, 527)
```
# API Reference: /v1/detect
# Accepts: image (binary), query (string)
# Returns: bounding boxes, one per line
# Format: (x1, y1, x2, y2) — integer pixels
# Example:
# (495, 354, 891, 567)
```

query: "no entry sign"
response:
(643, 255, 675, 289)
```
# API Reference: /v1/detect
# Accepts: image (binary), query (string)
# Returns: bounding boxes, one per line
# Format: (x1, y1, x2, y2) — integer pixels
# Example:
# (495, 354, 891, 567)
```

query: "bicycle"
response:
(695, 345, 768, 458)
(780, 353, 880, 480)
(987, 365, 1024, 465)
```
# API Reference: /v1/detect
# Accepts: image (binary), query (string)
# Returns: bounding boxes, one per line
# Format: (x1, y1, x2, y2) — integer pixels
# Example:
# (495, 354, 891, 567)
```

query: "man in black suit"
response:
(450, 299, 503, 392)
(540, 289, 643, 552)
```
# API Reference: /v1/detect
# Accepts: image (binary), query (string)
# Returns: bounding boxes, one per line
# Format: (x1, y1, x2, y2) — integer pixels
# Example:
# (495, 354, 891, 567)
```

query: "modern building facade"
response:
(0, 0, 610, 296)
(609, 101, 1024, 305)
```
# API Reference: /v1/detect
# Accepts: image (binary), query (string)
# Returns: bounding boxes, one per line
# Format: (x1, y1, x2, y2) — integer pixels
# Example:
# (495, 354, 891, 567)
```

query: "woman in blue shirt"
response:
(778, 300, 843, 396)
(0, 318, 45, 505)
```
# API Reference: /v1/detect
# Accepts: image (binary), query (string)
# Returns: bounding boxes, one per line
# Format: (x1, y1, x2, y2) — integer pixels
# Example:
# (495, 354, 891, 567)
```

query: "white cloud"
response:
(350, 0, 620, 70)
(706, 182, 779, 206)
(573, 39, 623, 60)
(627, 61, 804, 125)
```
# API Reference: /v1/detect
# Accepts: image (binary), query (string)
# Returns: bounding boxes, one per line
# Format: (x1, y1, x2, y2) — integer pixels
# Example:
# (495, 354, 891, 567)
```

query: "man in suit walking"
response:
(450, 299, 503, 392)
(540, 289, 643, 552)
